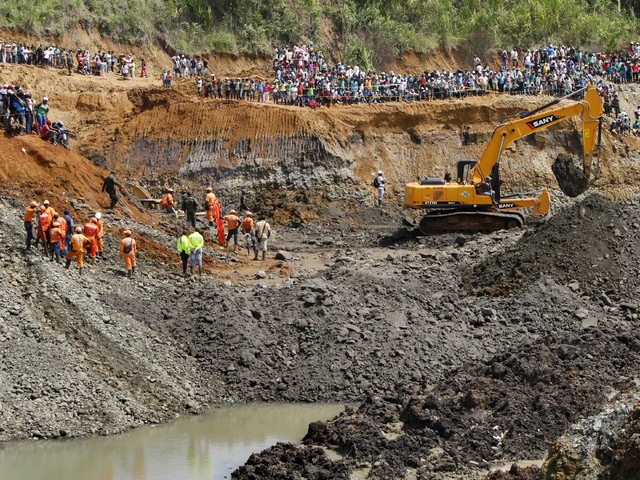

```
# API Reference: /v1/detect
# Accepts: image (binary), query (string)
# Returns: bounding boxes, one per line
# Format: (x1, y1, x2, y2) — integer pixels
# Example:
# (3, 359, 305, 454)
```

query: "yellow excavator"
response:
(404, 84, 603, 233)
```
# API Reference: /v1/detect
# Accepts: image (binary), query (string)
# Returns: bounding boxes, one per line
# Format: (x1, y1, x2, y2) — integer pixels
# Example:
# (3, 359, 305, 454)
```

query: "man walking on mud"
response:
(102, 171, 121, 210)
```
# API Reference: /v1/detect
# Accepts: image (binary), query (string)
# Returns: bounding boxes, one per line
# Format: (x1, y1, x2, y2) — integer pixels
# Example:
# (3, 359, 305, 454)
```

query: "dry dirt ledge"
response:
(1, 61, 640, 479)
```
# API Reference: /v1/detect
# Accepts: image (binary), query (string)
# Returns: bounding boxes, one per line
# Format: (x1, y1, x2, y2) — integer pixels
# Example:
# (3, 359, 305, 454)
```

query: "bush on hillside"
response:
(0, 0, 638, 64)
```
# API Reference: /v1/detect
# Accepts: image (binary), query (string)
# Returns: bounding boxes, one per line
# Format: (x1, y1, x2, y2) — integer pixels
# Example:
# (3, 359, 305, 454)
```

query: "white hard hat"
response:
(95, 212, 102, 219)
(43, 97, 48, 102)
(378, 170, 383, 175)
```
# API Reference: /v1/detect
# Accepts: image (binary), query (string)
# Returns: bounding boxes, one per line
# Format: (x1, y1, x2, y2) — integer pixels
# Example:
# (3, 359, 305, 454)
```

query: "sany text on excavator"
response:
(404, 84, 604, 233)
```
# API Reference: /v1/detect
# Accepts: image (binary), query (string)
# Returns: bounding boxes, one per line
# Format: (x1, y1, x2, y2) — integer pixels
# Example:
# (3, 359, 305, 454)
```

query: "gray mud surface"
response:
(1, 194, 640, 479)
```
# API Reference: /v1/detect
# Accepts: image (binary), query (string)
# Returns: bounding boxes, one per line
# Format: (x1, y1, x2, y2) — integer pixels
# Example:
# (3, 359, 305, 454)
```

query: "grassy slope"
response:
(0, 0, 638, 68)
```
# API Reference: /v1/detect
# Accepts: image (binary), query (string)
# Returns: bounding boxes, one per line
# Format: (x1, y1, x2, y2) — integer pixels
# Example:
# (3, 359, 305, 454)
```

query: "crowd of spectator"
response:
(0, 41, 147, 79)
(168, 41, 640, 117)
(0, 83, 73, 145)
(5, 36, 640, 137)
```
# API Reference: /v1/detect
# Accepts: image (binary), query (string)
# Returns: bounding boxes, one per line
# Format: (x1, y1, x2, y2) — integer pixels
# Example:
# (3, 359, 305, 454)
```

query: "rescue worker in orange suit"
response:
(83, 217, 100, 264)
(43, 199, 56, 224)
(53, 213, 68, 255)
(95, 212, 105, 257)
(223, 209, 241, 253)
(240, 211, 258, 259)
(36, 205, 50, 255)
(49, 221, 63, 263)
(65, 226, 90, 274)
(119, 229, 137, 277)
(24, 200, 38, 250)
(205, 187, 216, 226)
(212, 197, 225, 245)
(161, 188, 176, 217)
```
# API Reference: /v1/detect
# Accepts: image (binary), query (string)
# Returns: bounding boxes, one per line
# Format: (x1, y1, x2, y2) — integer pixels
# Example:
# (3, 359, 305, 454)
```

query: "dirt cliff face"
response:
(106, 86, 640, 217)
(3, 57, 640, 480)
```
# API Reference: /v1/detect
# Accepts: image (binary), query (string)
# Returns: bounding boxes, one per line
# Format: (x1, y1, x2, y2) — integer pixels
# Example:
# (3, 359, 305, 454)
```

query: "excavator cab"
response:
(457, 160, 501, 203)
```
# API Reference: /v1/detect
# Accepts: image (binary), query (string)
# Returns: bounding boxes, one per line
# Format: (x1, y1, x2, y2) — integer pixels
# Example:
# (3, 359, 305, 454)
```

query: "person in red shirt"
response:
(40, 119, 55, 142)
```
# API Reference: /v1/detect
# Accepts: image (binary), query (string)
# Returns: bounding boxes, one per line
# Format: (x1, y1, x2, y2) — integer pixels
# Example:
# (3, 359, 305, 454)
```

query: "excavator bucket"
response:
(551, 153, 590, 197)
(533, 188, 551, 217)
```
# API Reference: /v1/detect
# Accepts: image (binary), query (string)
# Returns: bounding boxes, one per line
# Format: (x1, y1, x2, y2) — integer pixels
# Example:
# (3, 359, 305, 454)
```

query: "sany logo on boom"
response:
(526, 115, 562, 129)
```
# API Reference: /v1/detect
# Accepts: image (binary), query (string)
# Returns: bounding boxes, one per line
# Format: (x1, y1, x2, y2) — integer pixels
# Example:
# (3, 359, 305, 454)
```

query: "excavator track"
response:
(419, 210, 525, 234)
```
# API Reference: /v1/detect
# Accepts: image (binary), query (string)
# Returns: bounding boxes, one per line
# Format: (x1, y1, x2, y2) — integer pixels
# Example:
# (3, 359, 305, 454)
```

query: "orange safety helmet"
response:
(123, 229, 132, 236)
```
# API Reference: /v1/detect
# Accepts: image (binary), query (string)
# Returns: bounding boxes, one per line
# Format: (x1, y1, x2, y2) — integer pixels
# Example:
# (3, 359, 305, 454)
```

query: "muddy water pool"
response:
(0, 403, 344, 480)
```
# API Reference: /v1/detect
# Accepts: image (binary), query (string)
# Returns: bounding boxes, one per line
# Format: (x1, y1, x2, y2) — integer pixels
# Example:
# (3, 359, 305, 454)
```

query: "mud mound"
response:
(232, 442, 353, 479)
(235, 326, 640, 479)
(470, 194, 640, 299)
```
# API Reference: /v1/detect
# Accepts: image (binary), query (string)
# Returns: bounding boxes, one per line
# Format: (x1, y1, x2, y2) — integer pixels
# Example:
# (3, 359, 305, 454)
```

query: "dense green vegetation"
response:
(1, 0, 639, 67)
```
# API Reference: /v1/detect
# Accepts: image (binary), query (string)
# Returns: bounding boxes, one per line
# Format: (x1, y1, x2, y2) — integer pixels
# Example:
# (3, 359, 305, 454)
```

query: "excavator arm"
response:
(405, 84, 604, 234)
(471, 84, 603, 184)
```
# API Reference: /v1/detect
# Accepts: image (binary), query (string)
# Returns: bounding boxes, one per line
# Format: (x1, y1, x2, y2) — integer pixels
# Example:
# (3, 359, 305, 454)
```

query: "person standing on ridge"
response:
(119, 229, 137, 277)
(373, 170, 386, 207)
(35, 97, 49, 133)
(24, 200, 38, 250)
(182, 191, 198, 228)
(188, 228, 204, 275)
(177, 228, 190, 277)
(102, 171, 121, 210)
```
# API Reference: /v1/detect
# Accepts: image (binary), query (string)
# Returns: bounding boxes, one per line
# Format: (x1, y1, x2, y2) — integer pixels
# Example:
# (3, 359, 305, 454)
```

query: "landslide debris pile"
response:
(234, 327, 640, 479)
(471, 193, 640, 300)
(2, 180, 640, 478)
